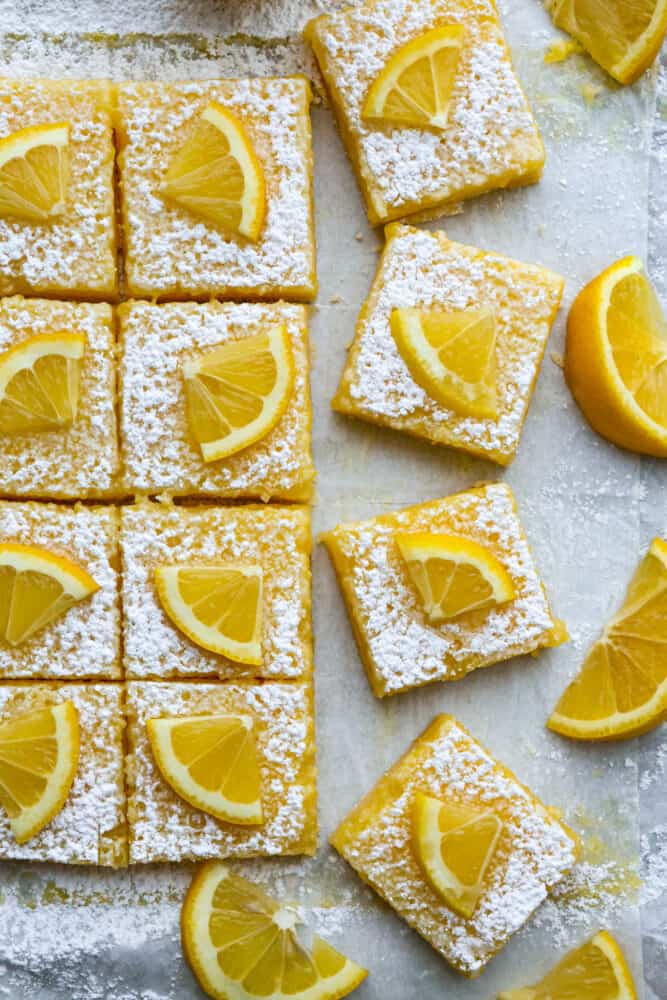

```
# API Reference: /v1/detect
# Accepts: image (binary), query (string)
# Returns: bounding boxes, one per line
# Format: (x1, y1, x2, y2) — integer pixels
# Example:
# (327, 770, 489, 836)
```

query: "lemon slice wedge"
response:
(147, 713, 263, 825)
(0, 543, 99, 646)
(391, 306, 497, 418)
(0, 701, 79, 843)
(0, 122, 69, 222)
(412, 791, 503, 918)
(162, 101, 266, 240)
(155, 563, 263, 665)
(565, 256, 667, 457)
(546, 0, 667, 84)
(395, 532, 515, 624)
(362, 25, 465, 131)
(0, 331, 85, 434)
(182, 861, 368, 1000)
(184, 324, 295, 462)
(548, 538, 667, 740)
(498, 930, 638, 1000)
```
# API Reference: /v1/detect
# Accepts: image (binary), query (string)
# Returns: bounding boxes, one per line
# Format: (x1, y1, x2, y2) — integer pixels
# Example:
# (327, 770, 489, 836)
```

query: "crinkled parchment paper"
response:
(0, 1, 664, 998)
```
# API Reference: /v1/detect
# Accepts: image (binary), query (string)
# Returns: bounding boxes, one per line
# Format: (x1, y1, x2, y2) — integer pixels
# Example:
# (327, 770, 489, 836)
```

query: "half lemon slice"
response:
(391, 306, 497, 418)
(183, 325, 294, 462)
(147, 714, 263, 825)
(498, 930, 637, 1000)
(412, 792, 503, 918)
(162, 101, 266, 240)
(0, 331, 85, 434)
(155, 563, 263, 665)
(182, 862, 368, 1000)
(0, 701, 79, 843)
(362, 25, 465, 131)
(548, 538, 667, 740)
(395, 532, 515, 624)
(0, 543, 99, 646)
(0, 122, 69, 222)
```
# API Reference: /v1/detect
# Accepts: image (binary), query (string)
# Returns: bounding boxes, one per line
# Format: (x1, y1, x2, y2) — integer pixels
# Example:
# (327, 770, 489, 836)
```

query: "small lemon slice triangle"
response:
(412, 792, 503, 919)
(182, 862, 368, 1000)
(498, 930, 638, 1000)
(0, 700, 80, 843)
(362, 25, 465, 130)
(0, 122, 69, 222)
(548, 538, 667, 740)
(546, 0, 667, 84)
(0, 331, 85, 435)
(391, 307, 498, 418)
(395, 532, 515, 624)
(0, 542, 99, 646)
(184, 324, 295, 462)
(162, 101, 266, 240)
(155, 563, 263, 665)
(147, 714, 263, 825)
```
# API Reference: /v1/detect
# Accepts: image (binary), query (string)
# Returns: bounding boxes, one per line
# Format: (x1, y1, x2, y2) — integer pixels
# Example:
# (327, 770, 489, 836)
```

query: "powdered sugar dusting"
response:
(335, 225, 563, 464)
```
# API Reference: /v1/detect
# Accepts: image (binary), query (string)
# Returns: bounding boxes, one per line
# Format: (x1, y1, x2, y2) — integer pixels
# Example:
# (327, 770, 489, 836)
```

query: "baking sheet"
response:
(0, 1, 664, 997)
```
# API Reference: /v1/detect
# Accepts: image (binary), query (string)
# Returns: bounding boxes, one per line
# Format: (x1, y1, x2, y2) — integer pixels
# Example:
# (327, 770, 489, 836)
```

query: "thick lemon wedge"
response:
(565, 256, 667, 456)
(0, 331, 85, 434)
(395, 532, 515, 623)
(0, 543, 99, 646)
(412, 792, 503, 918)
(498, 930, 637, 1000)
(183, 325, 294, 462)
(0, 701, 79, 843)
(362, 25, 465, 130)
(391, 306, 497, 418)
(182, 862, 368, 1000)
(0, 122, 69, 222)
(147, 713, 263, 825)
(155, 563, 263, 665)
(162, 101, 266, 240)
(548, 538, 667, 740)
(547, 0, 667, 84)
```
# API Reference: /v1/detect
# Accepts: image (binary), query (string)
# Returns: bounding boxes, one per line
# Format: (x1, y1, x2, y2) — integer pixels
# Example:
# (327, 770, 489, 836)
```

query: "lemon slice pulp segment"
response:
(0, 331, 85, 434)
(0, 122, 69, 222)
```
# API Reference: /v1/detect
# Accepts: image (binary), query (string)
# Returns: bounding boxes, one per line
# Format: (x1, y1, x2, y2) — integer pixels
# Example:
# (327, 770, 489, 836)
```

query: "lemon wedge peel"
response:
(0, 331, 85, 435)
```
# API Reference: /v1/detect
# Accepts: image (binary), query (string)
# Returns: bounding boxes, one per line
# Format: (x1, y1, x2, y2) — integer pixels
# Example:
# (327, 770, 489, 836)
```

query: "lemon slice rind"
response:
(0, 331, 85, 434)
(0, 122, 69, 222)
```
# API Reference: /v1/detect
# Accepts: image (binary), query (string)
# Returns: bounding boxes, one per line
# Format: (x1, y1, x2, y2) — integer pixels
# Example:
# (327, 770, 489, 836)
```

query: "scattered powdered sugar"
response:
(309, 0, 543, 221)
(0, 502, 121, 679)
(337, 225, 563, 463)
(121, 502, 311, 681)
(119, 300, 314, 499)
(0, 684, 126, 865)
(325, 483, 556, 695)
(333, 717, 578, 974)
(117, 77, 315, 298)
(126, 681, 316, 863)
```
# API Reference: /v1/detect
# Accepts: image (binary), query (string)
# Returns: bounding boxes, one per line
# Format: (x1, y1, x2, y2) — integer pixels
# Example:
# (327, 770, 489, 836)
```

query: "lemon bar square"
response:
(118, 300, 314, 501)
(0, 683, 127, 866)
(321, 483, 562, 697)
(114, 78, 316, 301)
(0, 501, 121, 680)
(305, 0, 544, 225)
(126, 681, 317, 863)
(332, 714, 579, 976)
(121, 502, 312, 682)
(333, 225, 564, 465)
(0, 79, 117, 299)
(0, 297, 121, 499)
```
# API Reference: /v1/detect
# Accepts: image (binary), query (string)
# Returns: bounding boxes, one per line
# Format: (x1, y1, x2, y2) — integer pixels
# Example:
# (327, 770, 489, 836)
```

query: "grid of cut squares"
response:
(321, 483, 561, 697)
(125, 681, 317, 864)
(333, 224, 564, 466)
(305, 0, 545, 226)
(0, 78, 117, 300)
(114, 77, 317, 301)
(0, 297, 121, 499)
(331, 714, 579, 976)
(118, 300, 314, 501)
(0, 683, 127, 867)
